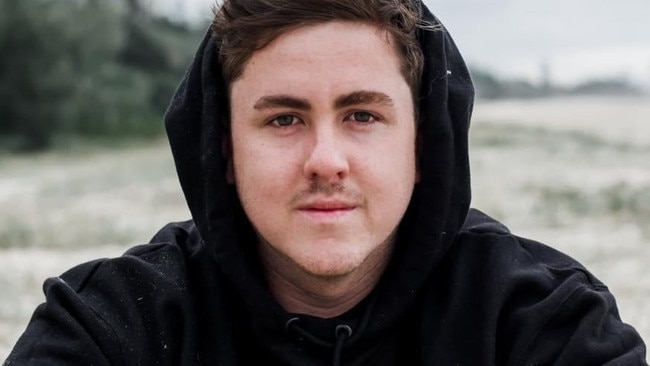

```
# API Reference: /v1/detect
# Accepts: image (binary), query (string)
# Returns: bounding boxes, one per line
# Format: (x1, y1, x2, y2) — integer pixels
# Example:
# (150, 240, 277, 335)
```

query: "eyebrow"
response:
(254, 95, 311, 111)
(252, 90, 394, 111)
(334, 90, 394, 109)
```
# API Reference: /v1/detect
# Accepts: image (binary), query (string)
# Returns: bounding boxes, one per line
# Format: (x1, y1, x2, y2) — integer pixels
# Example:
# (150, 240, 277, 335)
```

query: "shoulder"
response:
(447, 208, 616, 340)
(441, 209, 647, 364)
(451, 208, 611, 319)
(40, 220, 208, 331)
(4, 220, 207, 364)
(454, 208, 600, 287)
(58, 220, 202, 296)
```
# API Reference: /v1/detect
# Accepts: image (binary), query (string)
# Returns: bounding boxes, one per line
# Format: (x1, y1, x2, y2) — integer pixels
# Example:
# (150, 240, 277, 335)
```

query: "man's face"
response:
(229, 21, 418, 279)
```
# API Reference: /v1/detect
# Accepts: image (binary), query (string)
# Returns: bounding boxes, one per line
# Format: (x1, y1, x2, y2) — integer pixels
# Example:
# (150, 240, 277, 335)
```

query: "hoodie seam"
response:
(86, 301, 127, 366)
(61, 261, 127, 366)
(512, 285, 595, 366)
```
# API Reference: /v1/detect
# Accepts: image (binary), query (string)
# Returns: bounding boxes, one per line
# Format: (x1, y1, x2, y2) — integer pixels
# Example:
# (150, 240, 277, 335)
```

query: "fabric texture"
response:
(4, 1, 647, 365)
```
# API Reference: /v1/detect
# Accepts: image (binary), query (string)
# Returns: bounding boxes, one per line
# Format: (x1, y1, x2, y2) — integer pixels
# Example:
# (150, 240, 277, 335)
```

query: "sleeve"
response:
(3, 260, 124, 366)
(512, 282, 648, 365)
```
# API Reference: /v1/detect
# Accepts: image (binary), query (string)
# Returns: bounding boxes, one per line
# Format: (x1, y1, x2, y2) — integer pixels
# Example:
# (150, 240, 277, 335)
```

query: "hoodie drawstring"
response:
(285, 318, 353, 366)
(332, 324, 352, 366)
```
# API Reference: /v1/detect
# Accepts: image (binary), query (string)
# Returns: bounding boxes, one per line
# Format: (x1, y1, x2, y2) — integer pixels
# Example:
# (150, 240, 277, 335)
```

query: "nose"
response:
(302, 127, 349, 182)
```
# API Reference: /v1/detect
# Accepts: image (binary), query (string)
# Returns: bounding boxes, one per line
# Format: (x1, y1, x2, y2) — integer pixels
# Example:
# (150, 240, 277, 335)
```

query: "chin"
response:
(296, 252, 363, 280)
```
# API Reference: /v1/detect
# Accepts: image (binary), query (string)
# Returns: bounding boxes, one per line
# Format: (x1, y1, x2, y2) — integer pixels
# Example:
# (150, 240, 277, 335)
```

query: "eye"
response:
(347, 111, 379, 123)
(271, 115, 300, 127)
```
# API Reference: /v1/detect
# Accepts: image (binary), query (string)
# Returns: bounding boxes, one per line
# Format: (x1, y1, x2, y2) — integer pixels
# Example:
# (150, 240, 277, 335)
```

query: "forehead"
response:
(232, 21, 411, 105)
(255, 21, 393, 54)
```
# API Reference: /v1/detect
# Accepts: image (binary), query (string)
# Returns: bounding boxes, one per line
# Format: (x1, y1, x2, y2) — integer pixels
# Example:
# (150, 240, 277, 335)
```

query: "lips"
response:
(299, 200, 356, 211)
(296, 199, 357, 220)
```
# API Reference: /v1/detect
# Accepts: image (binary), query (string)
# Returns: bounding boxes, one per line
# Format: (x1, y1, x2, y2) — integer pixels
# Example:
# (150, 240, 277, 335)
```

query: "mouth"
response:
(297, 200, 357, 219)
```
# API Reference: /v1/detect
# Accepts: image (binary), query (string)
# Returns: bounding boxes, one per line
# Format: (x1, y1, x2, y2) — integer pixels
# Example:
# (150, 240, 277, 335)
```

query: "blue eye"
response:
(273, 115, 298, 127)
(349, 111, 377, 123)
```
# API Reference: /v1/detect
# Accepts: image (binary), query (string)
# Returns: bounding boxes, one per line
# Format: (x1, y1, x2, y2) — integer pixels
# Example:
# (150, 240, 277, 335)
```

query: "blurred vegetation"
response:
(0, 0, 643, 152)
(529, 182, 650, 238)
(470, 67, 644, 100)
(471, 123, 640, 153)
(471, 121, 650, 240)
(0, 0, 205, 152)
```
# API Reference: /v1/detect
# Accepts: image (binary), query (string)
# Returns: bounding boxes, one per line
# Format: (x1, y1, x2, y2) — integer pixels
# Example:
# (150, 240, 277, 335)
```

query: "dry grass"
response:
(1, 96, 649, 360)
(470, 96, 650, 354)
(0, 140, 189, 359)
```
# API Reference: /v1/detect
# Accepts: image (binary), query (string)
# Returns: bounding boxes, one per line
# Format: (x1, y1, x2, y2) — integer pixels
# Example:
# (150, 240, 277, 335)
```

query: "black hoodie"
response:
(4, 2, 648, 365)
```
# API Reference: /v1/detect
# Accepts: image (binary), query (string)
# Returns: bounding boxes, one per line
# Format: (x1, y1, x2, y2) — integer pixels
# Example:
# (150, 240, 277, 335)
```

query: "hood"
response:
(164, 0, 473, 358)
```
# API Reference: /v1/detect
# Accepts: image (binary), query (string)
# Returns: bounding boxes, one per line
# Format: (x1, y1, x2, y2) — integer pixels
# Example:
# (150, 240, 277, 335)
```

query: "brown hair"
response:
(211, 0, 431, 99)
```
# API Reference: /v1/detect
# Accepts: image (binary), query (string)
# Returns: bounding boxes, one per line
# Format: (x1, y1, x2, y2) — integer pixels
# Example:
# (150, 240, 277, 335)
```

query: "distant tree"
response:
(0, 0, 202, 152)
(470, 67, 555, 99)
(569, 78, 641, 96)
(0, 0, 74, 149)
(469, 68, 507, 99)
(119, 0, 171, 73)
(0, 0, 124, 150)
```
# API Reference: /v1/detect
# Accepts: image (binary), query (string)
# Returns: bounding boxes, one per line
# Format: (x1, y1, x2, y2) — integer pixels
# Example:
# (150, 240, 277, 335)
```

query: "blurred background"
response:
(1, 0, 648, 361)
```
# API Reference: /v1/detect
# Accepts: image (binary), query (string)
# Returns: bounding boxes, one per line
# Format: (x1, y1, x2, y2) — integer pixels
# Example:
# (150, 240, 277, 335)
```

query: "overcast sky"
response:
(174, 0, 650, 87)
(427, 0, 650, 87)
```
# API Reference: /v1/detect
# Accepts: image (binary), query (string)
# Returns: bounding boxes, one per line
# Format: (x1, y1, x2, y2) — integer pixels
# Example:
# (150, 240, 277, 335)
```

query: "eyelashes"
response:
(268, 111, 381, 128)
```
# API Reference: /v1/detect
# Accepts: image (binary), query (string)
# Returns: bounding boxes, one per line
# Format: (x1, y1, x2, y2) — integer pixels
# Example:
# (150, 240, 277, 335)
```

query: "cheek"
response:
(373, 157, 416, 201)
(358, 139, 416, 205)
(378, 136, 418, 200)
(232, 151, 275, 225)
(231, 136, 296, 209)
(232, 145, 299, 241)
(233, 146, 265, 194)
(372, 132, 418, 179)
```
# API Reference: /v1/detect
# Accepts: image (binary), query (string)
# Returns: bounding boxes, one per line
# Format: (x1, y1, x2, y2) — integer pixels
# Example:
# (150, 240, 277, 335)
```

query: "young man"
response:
(5, 0, 648, 365)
